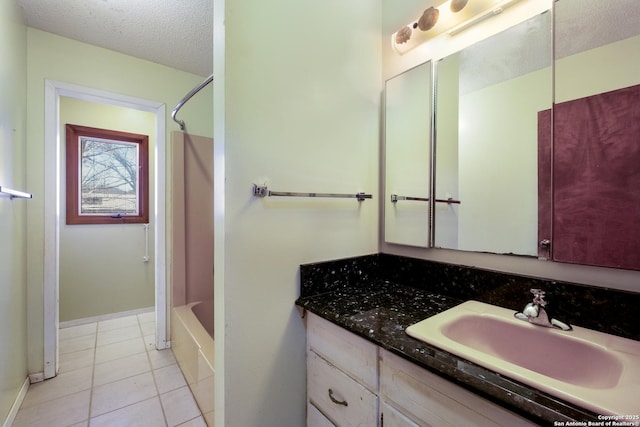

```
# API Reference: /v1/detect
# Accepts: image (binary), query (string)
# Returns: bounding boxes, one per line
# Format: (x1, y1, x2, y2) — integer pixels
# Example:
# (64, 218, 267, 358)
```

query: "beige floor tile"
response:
(144, 333, 158, 351)
(20, 366, 93, 409)
(16, 314, 204, 427)
(97, 324, 143, 346)
(160, 386, 202, 427)
(140, 319, 156, 336)
(59, 323, 97, 340)
(137, 311, 155, 323)
(98, 315, 139, 332)
(90, 372, 158, 417)
(177, 416, 208, 427)
(60, 334, 96, 354)
(89, 396, 166, 427)
(94, 336, 146, 364)
(149, 348, 177, 370)
(12, 389, 90, 427)
(93, 352, 151, 386)
(59, 347, 95, 373)
(154, 363, 187, 394)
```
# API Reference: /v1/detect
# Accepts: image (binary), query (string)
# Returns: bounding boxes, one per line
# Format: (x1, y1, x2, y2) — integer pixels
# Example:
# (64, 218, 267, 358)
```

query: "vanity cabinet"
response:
(306, 312, 379, 426)
(307, 402, 337, 427)
(306, 312, 538, 427)
(380, 349, 537, 427)
(380, 401, 420, 427)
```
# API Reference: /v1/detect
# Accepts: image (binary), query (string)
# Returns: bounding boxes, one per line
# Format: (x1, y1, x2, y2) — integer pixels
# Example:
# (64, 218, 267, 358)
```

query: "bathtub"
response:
(172, 301, 214, 425)
(190, 299, 213, 338)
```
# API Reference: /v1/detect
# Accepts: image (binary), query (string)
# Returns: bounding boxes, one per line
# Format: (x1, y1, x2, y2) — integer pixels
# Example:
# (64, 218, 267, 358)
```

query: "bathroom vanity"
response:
(297, 254, 640, 425)
(306, 311, 537, 426)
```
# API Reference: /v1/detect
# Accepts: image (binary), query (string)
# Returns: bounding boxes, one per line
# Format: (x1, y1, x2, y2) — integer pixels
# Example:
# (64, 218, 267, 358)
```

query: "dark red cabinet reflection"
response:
(539, 84, 640, 270)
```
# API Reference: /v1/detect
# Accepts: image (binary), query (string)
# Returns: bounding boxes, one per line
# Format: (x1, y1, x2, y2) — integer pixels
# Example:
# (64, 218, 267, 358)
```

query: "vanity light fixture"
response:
(391, 0, 526, 54)
(447, 0, 526, 35)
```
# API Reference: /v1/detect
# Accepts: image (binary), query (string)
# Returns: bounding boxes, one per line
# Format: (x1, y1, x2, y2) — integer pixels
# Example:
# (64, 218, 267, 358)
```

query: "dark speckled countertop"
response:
(295, 254, 640, 425)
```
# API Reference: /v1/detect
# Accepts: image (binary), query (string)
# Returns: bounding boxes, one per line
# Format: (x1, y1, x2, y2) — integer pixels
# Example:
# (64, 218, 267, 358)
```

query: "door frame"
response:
(43, 79, 168, 379)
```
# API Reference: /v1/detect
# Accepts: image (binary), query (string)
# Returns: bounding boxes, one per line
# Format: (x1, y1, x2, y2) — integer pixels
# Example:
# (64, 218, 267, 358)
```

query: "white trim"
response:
(43, 80, 59, 380)
(2, 377, 30, 427)
(29, 372, 44, 384)
(43, 79, 169, 380)
(28, 372, 44, 384)
(155, 105, 170, 349)
(213, 0, 225, 424)
(59, 306, 154, 329)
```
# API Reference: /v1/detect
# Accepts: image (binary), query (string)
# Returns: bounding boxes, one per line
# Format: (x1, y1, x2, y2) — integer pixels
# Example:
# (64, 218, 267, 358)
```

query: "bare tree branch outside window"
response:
(80, 138, 139, 215)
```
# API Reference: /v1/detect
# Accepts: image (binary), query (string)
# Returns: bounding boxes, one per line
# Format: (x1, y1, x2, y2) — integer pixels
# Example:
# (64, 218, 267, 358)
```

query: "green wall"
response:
(556, 34, 640, 102)
(0, 0, 28, 422)
(216, 0, 381, 424)
(26, 27, 212, 375)
(458, 67, 550, 254)
(59, 97, 156, 321)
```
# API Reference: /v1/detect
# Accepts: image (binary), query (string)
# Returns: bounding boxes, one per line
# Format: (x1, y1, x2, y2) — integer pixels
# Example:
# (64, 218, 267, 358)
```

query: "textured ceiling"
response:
(459, 11, 551, 95)
(555, 0, 640, 59)
(18, 0, 213, 77)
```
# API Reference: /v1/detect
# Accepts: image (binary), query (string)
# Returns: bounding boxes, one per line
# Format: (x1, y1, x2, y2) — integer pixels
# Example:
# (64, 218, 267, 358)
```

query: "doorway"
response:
(43, 80, 168, 379)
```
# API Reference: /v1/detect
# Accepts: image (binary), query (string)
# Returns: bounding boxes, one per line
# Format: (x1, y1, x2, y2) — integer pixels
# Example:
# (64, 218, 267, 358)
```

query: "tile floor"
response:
(13, 311, 206, 427)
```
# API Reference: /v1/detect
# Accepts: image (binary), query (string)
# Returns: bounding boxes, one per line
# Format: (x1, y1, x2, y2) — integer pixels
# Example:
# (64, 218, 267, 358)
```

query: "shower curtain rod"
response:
(172, 73, 214, 131)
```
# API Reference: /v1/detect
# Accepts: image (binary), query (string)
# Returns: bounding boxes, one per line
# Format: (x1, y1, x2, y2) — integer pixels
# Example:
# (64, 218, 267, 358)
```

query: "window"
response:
(66, 124, 149, 224)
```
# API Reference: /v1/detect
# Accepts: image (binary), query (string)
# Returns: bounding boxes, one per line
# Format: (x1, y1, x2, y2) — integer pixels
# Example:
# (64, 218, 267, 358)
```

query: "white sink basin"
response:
(406, 300, 640, 415)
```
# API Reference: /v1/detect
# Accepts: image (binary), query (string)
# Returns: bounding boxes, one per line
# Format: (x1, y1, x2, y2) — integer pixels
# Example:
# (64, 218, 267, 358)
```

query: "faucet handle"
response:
(530, 288, 547, 306)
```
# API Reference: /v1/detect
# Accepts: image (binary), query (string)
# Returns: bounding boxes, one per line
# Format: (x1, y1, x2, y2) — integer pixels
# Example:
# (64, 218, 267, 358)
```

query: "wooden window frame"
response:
(65, 124, 149, 225)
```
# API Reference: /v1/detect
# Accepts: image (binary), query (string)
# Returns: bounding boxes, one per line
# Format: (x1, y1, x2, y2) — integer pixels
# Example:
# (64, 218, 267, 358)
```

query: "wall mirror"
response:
(384, 0, 640, 271)
(384, 61, 432, 247)
(433, 11, 552, 255)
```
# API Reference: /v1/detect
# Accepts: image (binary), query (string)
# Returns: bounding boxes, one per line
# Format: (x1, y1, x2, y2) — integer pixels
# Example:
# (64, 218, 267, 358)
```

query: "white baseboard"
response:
(28, 372, 44, 383)
(2, 377, 29, 427)
(59, 306, 154, 329)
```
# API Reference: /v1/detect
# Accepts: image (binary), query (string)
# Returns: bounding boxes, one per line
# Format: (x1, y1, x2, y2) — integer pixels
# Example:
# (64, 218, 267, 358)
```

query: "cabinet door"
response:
(381, 350, 537, 427)
(308, 350, 378, 427)
(381, 401, 423, 427)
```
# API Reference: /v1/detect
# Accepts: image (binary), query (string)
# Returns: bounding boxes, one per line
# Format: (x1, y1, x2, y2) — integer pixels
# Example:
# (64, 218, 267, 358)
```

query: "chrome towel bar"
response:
(253, 184, 372, 202)
(390, 194, 429, 202)
(0, 186, 32, 199)
(390, 194, 460, 204)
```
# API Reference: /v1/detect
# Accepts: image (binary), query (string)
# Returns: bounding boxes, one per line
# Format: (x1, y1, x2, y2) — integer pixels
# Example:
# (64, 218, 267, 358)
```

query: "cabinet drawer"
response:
(307, 312, 378, 390)
(308, 402, 336, 427)
(308, 350, 378, 427)
(380, 350, 537, 427)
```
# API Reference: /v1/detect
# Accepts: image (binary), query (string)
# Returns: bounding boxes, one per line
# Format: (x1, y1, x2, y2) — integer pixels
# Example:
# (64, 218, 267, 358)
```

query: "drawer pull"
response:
(328, 388, 348, 407)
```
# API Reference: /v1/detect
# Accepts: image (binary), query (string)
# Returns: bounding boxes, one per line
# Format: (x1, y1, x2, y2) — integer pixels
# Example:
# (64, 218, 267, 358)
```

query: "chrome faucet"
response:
(514, 289, 572, 331)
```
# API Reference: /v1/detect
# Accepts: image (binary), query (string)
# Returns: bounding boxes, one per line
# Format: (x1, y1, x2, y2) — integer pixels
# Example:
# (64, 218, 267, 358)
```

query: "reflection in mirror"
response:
(384, 61, 432, 247)
(549, 0, 640, 270)
(554, 0, 640, 104)
(434, 12, 551, 256)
